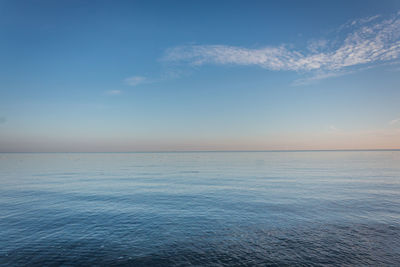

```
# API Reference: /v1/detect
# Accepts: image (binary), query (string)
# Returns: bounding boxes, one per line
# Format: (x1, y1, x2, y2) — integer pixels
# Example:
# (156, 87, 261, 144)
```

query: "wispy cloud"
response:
(124, 76, 147, 86)
(105, 90, 122, 95)
(336, 14, 381, 32)
(292, 70, 354, 86)
(163, 11, 400, 82)
(390, 118, 400, 125)
(307, 38, 328, 53)
(328, 125, 340, 131)
(0, 117, 6, 124)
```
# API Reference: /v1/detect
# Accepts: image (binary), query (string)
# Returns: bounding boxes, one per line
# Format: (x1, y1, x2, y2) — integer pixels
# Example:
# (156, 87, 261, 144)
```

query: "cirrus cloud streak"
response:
(163, 12, 400, 77)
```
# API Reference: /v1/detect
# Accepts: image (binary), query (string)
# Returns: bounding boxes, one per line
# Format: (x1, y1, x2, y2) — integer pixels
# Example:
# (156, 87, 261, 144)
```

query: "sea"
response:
(0, 151, 399, 266)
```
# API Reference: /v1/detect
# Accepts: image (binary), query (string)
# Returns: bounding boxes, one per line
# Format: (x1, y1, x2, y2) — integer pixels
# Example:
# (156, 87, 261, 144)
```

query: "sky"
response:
(1, 0, 400, 152)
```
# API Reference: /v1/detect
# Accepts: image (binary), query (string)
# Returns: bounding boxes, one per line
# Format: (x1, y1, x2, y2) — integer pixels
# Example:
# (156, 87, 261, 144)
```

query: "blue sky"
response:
(1, 0, 400, 152)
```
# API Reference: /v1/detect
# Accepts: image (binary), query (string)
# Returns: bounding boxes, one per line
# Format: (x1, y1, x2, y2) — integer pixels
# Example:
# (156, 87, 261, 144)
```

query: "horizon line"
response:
(1, 149, 400, 153)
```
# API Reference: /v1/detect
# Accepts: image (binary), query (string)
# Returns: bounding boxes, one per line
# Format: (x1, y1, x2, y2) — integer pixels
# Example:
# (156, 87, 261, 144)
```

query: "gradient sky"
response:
(1, 0, 400, 152)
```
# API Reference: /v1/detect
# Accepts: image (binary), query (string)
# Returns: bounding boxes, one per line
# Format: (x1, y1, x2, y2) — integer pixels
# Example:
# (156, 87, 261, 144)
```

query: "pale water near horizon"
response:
(1, 151, 399, 266)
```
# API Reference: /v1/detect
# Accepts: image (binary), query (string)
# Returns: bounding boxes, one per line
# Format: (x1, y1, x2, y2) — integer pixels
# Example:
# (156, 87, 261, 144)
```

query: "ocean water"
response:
(0, 151, 400, 266)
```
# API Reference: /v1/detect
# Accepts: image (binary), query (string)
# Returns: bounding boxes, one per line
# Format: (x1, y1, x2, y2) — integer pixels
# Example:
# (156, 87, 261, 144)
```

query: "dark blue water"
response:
(1, 151, 400, 266)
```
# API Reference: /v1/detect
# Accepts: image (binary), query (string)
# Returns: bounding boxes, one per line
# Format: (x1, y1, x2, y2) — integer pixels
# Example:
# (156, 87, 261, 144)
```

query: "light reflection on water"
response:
(1, 151, 400, 266)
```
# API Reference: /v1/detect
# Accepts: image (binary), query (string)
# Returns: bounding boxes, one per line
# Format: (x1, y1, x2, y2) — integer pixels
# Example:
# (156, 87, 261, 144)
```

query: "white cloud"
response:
(292, 70, 353, 86)
(307, 39, 328, 53)
(163, 11, 400, 81)
(390, 118, 400, 125)
(343, 15, 381, 30)
(105, 90, 122, 95)
(125, 76, 147, 86)
(328, 125, 339, 131)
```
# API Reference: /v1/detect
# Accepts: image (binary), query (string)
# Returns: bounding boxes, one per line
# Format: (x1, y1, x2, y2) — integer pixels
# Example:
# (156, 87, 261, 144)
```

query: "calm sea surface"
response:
(1, 151, 400, 266)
